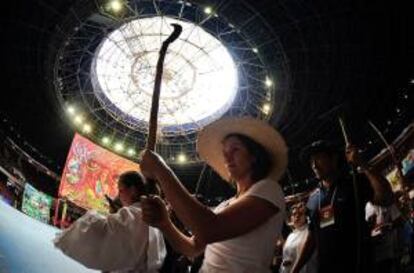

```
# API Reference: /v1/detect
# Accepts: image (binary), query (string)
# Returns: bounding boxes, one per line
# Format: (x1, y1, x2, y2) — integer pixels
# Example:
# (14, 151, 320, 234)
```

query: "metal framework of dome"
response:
(48, 0, 290, 163)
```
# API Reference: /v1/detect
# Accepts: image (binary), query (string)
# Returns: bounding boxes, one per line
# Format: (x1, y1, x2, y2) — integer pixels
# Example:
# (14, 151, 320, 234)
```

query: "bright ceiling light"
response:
(127, 149, 136, 156)
(82, 124, 92, 133)
(177, 153, 187, 163)
(74, 115, 83, 124)
(114, 143, 124, 152)
(252, 48, 258, 53)
(262, 103, 271, 114)
(204, 6, 213, 14)
(265, 77, 273, 87)
(108, 0, 123, 12)
(91, 17, 238, 129)
(102, 137, 110, 144)
(67, 106, 76, 115)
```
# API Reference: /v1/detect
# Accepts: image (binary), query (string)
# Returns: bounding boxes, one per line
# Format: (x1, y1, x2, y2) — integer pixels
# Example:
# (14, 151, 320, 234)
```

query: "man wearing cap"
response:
(300, 140, 393, 273)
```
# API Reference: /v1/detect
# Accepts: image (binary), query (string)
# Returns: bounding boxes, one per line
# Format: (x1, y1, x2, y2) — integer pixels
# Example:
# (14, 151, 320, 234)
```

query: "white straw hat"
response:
(197, 117, 288, 182)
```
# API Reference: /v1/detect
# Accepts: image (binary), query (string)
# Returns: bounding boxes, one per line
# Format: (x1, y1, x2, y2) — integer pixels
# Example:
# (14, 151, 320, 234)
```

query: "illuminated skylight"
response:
(91, 16, 238, 128)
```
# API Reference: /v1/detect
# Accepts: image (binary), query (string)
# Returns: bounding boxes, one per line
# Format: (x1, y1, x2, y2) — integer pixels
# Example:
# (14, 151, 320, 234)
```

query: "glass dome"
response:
(91, 16, 238, 128)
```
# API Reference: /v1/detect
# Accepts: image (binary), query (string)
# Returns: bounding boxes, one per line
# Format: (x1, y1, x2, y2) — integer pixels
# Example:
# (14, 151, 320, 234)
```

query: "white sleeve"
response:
(245, 178, 285, 213)
(365, 202, 375, 221)
(147, 227, 167, 271)
(54, 206, 148, 271)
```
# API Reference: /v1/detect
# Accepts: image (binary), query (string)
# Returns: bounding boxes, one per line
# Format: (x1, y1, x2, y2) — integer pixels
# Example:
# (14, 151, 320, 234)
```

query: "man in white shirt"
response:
(366, 201, 401, 273)
(54, 171, 166, 273)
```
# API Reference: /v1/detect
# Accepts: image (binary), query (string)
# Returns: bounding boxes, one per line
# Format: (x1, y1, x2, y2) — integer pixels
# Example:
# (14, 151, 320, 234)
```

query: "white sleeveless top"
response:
(199, 178, 286, 273)
(280, 224, 317, 273)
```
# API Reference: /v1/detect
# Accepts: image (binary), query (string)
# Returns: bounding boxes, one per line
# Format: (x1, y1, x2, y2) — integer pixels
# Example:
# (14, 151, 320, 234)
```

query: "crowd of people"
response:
(274, 140, 414, 273)
(2, 116, 414, 273)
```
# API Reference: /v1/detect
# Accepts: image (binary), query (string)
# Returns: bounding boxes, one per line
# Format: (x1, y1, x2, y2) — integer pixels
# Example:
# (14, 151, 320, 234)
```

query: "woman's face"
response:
(222, 136, 255, 181)
(117, 182, 138, 206)
(290, 203, 306, 228)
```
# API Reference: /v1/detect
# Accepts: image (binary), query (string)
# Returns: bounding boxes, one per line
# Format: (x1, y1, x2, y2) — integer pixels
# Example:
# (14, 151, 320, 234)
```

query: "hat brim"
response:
(197, 117, 288, 182)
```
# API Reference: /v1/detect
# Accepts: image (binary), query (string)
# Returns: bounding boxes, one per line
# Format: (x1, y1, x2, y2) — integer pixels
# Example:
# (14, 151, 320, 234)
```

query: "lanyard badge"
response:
(319, 204, 335, 228)
(318, 187, 337, 229)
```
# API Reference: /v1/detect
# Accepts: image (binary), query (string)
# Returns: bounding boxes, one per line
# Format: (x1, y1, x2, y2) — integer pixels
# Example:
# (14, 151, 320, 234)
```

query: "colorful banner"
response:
(385, 148, 414, 190)
(21, 183, 53, 223)
(401, 149, 414, 176)
(386, 168, 401, 191)
(59, 134, 139, 213)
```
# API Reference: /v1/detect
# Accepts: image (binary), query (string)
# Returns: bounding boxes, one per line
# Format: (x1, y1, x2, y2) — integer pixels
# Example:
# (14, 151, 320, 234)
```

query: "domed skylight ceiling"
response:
(91, 16, 238, 128)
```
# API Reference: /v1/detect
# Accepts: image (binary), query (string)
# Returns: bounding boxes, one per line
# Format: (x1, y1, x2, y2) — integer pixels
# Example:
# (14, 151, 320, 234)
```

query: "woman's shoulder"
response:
(246, 178, 285, 210)
(249, 177, 283, 195)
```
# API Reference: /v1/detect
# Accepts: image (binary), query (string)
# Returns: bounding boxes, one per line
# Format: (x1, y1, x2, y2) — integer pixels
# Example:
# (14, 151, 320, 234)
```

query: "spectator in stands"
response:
(396, 188, 414, 224)
(365, 200, 401, 273)
(140, 117, 287, 273)
(59, 214, 73, 229)
(300, 140, 393, 273)
(280, 202, 317, 273)
(54, 171, 166, 273)
(395, 190, 413, 268)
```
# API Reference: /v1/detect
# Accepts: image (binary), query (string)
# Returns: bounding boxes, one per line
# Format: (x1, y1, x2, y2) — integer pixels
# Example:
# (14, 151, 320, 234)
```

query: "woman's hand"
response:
(141, 195, 170, 229)
(140, 150, 168, 180)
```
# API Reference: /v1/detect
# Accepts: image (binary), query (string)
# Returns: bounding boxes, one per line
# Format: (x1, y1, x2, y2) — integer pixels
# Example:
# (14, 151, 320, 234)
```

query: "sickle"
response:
(338, 117, 351, 146)
(144, 24, 182, 194)
(368, 120, 405, 184)
(147, 23, 183, 151)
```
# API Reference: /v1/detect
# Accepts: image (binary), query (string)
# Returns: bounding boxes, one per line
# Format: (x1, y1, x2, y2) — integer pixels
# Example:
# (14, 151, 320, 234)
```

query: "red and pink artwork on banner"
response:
(59, 134, 139, 212)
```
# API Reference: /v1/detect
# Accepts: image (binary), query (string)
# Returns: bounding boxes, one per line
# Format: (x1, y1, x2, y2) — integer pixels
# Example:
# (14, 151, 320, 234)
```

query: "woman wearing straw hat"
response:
(140, 117, 288, 273)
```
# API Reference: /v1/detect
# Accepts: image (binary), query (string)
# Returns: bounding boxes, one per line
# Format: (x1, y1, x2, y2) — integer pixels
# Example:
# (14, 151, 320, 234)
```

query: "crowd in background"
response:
(1, 122, 414, 273)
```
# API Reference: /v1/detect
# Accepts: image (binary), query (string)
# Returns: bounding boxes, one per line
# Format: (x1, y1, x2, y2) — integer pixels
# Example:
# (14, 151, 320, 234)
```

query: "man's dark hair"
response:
(301, 140, 350, 176)
(119, 171, 161, 196)
(224, 133, 272, 182)
(119, 171, 145, 190)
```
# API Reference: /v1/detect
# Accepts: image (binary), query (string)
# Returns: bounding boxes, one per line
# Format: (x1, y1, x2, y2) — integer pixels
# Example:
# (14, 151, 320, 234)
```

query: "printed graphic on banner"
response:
(402, 149, 414, 176)
(22, 183, 53, 223)
(59, 134, 139, 212)
(386, 168, 401, 191)
(386, 148, 414, 190)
